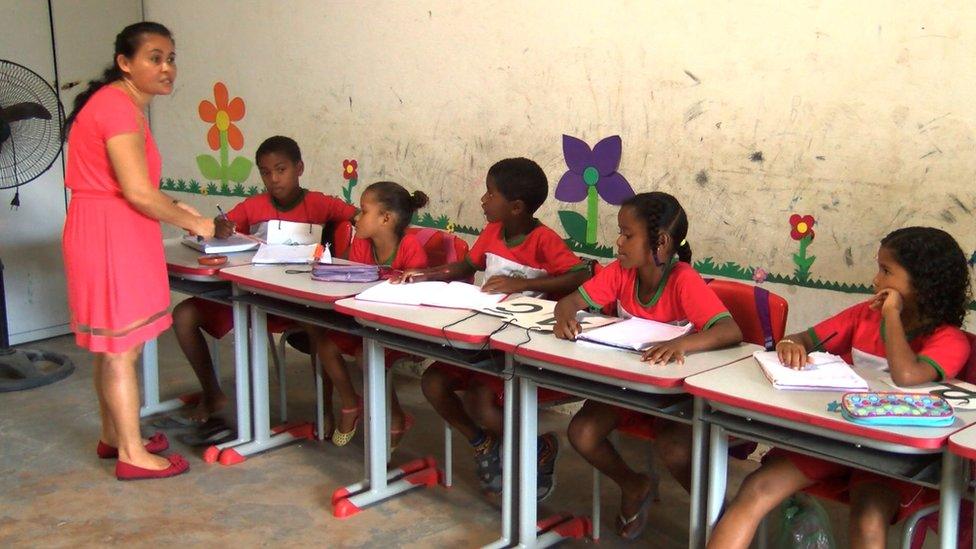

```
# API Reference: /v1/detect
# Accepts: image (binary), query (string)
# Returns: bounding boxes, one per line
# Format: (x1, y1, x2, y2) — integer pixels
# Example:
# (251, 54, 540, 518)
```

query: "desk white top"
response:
(490, 327, 761, 391)
(685, 358, 976, 450)
(333, 298, 511, 348)
(219, 262, 378, 308)
(949, 423, 976, 460)
(164, 238, 254, 281)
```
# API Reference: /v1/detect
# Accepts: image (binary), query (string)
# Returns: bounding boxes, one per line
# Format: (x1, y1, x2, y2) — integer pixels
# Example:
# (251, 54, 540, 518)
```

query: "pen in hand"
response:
(810, 331, 838, 353)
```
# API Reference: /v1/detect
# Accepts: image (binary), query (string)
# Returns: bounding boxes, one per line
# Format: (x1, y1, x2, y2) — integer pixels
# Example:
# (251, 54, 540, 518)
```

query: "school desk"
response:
(140, 239, 254, 419)
(948, 424, 976, 548)
(332, 297, 518, 548)
(490, 327, 760, 548)
(686, 359, 976, 548)
(209, 262, 376, 465)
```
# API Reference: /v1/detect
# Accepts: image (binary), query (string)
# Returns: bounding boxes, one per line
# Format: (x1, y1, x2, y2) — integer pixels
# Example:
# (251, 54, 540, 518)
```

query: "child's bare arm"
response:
(481, 268, 589, 295)
(553, 291, 588, 340)
(393, 260, 476, 284)
(874, 289, 940, 386)
(642, 316, 743, 364)
(775, 331, 816, 369)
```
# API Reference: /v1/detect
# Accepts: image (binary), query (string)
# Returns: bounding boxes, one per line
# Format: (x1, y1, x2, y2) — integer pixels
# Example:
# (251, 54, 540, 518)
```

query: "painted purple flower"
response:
(555, 135, 634, 244)
(752, 267, 768, 284)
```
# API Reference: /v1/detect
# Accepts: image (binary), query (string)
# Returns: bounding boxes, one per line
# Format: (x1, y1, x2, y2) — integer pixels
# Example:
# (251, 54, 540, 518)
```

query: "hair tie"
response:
(680, 239, 687, 247)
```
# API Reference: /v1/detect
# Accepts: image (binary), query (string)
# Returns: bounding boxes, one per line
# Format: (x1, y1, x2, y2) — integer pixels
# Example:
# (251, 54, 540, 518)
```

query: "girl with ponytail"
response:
(62, 22, 213, 481)
(553, 191, 743, 539)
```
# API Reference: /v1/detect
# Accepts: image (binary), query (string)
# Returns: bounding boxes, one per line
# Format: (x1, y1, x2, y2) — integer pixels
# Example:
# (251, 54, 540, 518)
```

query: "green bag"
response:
(775, 493, 836, 549)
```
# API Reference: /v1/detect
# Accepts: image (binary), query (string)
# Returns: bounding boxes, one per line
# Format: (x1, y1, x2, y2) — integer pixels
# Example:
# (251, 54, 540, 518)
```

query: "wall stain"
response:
(948, 194, 971, 214)
(750, 151, 764, 162)
(683, 70, 701, 84)
(844, 247, 854, 267)
(941, 209, 957, 223)
(695, 170, 709, 187)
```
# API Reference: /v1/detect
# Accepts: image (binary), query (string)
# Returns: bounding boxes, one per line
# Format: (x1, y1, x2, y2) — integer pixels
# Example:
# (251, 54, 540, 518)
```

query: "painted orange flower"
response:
(789, 214, 815, 241)
(198, 82, 245, 151)
(343, 159, 358, 180)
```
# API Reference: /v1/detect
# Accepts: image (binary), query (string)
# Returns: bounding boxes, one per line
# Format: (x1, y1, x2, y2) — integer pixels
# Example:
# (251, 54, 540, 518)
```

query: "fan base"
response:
(0, 348, 74, 392)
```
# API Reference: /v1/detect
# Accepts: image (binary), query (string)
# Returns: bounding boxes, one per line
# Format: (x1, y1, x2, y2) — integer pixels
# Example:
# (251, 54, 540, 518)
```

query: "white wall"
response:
(0, 0, 142, 344)
(145, 0, 976, 332)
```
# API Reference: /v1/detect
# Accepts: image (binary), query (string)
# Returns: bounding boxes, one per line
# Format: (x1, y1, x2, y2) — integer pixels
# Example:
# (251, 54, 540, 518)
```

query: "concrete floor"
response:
(0, 330, 937, 547)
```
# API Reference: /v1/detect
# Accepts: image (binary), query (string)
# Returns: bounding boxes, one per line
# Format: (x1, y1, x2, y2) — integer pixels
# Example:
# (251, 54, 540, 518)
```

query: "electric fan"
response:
(0, 58, 74, 391)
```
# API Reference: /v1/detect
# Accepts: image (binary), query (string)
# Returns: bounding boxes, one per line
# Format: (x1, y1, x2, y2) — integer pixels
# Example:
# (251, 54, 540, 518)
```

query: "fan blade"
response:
(0, 102, 52, 123)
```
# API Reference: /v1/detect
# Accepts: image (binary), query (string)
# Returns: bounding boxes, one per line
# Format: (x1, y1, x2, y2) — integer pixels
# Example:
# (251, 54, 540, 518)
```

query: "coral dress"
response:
(62, 85, 171, 353)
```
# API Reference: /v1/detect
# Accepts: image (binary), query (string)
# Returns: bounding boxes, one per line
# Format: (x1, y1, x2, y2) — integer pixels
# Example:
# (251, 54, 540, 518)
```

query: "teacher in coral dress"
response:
(62, 22, 214, 480)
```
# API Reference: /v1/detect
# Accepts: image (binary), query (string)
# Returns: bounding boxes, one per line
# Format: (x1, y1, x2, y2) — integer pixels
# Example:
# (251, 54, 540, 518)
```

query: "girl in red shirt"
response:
(324, 182, 430, 449)
(553, 192, 743, 539)
(709, 227, 972, 549)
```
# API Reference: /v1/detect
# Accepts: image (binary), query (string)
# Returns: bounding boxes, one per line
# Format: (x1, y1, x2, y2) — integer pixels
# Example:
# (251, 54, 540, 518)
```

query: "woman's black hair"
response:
(364, 181, 429, 237)
(880, 226, 971, 334)
(64, 21, 173, 136)
(621, 191, 692, 264)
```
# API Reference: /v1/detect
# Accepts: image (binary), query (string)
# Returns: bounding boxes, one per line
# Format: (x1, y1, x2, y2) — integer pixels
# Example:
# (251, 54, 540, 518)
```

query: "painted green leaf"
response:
(558, 210, 588, 243)
(227, 156, 253, 183)
(196, 155, 221, 180)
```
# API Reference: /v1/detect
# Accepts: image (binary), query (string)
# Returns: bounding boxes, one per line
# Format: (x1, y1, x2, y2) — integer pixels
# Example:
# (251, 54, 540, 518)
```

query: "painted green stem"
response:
(219, 130, 229, 189)
(585, 185, 599, 244)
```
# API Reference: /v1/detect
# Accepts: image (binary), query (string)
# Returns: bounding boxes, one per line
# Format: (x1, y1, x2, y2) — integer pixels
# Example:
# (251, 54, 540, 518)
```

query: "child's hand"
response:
(553, 300, 581, 340)
(392, 269, 427, 284)
(776, 339, 810, 370)
(481, 275, 524, 294)
(214, 216, 235, 239)
(870, 288, 904, 317)
(642, 340, 686, 365)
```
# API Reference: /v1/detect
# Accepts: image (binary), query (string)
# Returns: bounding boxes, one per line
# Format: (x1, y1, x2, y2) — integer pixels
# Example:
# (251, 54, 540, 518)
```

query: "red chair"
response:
(407, 227, 471, 281)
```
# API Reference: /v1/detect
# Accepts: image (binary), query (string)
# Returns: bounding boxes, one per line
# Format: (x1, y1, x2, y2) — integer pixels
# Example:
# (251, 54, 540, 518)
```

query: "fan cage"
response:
(0, 59, 65, 190)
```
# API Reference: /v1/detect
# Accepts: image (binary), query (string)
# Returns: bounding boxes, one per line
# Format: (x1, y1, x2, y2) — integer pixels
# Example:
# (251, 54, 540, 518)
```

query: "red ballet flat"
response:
(115, 454, 189, 481)
(97, 432, 170, 459)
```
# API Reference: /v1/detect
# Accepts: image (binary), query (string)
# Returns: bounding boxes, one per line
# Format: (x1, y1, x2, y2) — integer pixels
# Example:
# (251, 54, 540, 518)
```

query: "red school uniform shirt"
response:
(224, 190, 355, 234)
(465, 220, 586, 274)
(578, 258, 731, 331)
(807, 301, 969, 381)
(345, 233, 428, 270)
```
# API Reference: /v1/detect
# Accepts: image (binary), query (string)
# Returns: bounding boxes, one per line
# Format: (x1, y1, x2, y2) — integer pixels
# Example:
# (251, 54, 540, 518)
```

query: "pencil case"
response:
(840, 392, 955, 427)
(311, 264, 381, 282)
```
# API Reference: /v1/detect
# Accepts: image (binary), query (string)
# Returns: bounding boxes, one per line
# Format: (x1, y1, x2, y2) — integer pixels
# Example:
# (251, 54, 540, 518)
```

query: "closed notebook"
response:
(754, 350, 869, 391)
(576, 316, 693, 352)
(354, 280, 506, 310)
(252, 243, 322, 264)
(181, 234, 259, 254)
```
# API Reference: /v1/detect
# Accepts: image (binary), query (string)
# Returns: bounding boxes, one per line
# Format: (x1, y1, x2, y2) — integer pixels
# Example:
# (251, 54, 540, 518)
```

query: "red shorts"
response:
(330, 331, 407, 366)
(614, 407, 658, 440)
(429, 362, 567, 405)
(188, 297, 293, 338)
(774, 449, 938, 523)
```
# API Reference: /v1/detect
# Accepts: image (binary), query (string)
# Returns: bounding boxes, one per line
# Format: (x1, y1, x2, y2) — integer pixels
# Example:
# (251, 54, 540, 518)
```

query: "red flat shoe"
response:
(115, 454, 189, 481)
(97, 432, 169, 459)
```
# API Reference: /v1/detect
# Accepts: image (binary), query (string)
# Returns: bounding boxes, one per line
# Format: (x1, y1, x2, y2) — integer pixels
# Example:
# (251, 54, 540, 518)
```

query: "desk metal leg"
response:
(689, 397, 708, 549)
(517, 376, 539, 548)
(939, 450, 964, 549)
(203, 287, 253, 462)
(214, 306, 314, 465)
(483, 362, 517, 549)
(139, 338, 195, 417)
(331, 336, 437, 518)
(705, 421, 728, 543)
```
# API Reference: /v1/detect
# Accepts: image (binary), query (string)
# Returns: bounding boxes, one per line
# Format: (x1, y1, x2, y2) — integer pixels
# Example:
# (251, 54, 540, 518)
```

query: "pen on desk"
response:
(810, 331, 838, 352)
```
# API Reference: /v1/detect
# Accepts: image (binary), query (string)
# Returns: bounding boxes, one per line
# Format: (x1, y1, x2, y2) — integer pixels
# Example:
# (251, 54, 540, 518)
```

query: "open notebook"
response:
(252, 243, 330, 265)
(354, 280, 506, 310)
(181, 234, 259, 254)
(576, 316, 694, 352)
(754, 350, 869, 391)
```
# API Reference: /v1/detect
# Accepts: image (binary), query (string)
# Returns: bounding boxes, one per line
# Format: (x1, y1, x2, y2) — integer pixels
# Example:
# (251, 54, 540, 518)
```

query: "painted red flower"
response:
(198, 82, 245, 151)
(789, 214, 815, 241)
(342, 159, 358, 180)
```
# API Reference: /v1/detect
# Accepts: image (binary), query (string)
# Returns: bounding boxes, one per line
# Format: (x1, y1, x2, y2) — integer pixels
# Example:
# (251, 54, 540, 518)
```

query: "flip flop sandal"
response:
(332, 398, 363, 447)
(389, 413, 415, 455)
(616, 487, 655, 541)
(178, 418, 235, 447)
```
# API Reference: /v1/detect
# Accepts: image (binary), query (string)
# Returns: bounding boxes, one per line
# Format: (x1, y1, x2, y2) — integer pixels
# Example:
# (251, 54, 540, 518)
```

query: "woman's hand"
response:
(776, 339, 809, 370)
(642, 339, 687, 364)
(191, 217, 216, 239)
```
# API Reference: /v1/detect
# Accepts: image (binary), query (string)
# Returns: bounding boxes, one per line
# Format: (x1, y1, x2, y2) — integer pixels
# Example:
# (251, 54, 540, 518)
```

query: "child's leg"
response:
(707, 453, 816, 549)
(421, 365, 482, 442)
(316, 334, 359, 434)
(172, 299, 226, 420)
(847, 481, 900, 549)
(465, 381, 504, 437)
(567, 401, 651, 517)
(652, 419, 693, 491)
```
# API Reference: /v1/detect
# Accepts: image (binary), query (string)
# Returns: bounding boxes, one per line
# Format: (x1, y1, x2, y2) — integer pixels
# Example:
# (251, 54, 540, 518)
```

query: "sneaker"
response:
(537, 432, 559, 502)
(474, 435, 502, 495)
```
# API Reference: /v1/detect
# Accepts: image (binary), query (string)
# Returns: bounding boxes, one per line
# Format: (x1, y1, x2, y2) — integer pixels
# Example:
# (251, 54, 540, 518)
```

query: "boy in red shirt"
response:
(172, 136, 355, 429)
(399, 157, 590, 500)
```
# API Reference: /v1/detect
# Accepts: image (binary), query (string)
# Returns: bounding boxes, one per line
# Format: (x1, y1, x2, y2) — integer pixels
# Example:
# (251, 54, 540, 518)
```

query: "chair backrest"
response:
(958, 331, 976, 384)
(407, 227, 472, 282)
(322, 219, 354, 259)
(705, 279, 789, 351)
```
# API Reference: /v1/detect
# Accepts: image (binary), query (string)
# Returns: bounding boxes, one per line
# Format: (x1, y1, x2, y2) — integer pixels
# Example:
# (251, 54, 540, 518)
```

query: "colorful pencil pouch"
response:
(840, 392, 955, 427)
